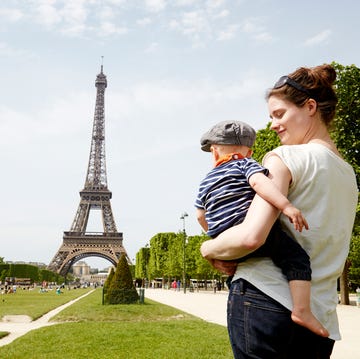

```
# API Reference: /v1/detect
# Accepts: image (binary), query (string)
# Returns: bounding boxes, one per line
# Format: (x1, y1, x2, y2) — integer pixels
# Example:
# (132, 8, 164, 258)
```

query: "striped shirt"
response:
(195, 157, 269, 238)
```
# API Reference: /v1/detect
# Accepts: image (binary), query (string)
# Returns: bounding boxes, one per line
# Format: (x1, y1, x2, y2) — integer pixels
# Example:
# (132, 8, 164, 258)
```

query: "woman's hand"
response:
(201, 240, 238, 274)
(211, 259, 238, 275)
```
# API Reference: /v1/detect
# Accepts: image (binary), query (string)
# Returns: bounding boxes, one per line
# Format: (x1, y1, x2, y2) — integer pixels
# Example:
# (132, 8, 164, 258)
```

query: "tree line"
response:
(0, 262, 64, 285)
(135, 232, 222, 288)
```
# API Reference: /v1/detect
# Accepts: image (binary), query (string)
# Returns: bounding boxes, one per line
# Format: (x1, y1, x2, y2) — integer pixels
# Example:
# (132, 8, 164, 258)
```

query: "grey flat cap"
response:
(200, 120, 256, 152)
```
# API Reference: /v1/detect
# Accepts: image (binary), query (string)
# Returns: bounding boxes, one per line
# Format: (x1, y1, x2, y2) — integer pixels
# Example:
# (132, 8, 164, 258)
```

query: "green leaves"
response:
(252, 122, 281, 163)
(331, 62, 360, 184)
(136, 232, 217, 283)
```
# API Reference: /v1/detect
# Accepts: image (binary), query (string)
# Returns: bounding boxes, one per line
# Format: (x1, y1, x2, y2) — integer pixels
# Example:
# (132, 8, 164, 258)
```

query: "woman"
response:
(200, 64, 358, 358)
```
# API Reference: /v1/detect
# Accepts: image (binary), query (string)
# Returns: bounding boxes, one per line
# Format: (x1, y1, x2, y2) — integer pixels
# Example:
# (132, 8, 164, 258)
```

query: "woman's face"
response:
(268, 95, 314, 145)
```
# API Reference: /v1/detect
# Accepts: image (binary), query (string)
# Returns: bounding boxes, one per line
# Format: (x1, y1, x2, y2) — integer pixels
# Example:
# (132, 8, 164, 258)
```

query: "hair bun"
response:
(311, 64, 336, 86)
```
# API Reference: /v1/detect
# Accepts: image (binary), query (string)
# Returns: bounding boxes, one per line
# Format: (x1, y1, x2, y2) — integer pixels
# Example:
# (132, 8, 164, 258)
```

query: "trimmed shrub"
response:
(105, 254, 139, 304)
(103, 267, 115, 290)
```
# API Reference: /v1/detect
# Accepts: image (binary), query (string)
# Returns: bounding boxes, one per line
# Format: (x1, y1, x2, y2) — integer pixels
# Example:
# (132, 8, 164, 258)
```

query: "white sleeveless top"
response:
(232, 143, 358, 340)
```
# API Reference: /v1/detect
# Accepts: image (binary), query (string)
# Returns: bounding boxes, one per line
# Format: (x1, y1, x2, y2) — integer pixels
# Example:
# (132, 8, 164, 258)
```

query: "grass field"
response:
(0, 287, 93, 320)
(0, 288, 233, 359)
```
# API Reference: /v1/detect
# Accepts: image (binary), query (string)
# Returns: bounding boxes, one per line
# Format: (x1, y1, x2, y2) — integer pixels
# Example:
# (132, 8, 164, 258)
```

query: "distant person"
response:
(195, 120, 328, 337)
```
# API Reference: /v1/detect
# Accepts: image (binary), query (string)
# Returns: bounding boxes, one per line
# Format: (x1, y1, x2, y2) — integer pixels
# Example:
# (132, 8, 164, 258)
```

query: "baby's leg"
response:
(289, 280, 329, 337)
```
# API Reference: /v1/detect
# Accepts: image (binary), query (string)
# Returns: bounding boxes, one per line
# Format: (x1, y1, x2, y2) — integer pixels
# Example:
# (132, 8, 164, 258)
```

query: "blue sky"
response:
(1, 0, 359, 270)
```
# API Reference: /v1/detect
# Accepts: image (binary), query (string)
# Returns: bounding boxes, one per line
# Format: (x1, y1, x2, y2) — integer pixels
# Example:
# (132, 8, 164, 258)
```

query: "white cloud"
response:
(241, 17, 265, 34)
(213, 9, 229, 19)
(0, 1, 236, 45)
(144, 42, 159, 53)
(0, 91, 93, 147)
(168, 11, 211, 48)
(105, 0, 127, 5)
(100, 21, 128, 36)
(0, 42, 35, 58)
(31, 0, 62, 28)
(107, 77, 265, 128)
(217, 24, 238, 41)
(136, 17, 152, 26)
(29, 0, 88, 35)
(181, 11, 209, 35)
(206, 0, 225, 10)
(144, 0, 167, 13)
(303, 29, 332, 47)
(174, 0, 197, 6)
(98, 5, 117, 21)
(254, 32, 273, 43)
(240, 16, 273, 43)
(59, 1, 88, 35)
(0, 106, 32, 146)
(0, 7, 24, 22)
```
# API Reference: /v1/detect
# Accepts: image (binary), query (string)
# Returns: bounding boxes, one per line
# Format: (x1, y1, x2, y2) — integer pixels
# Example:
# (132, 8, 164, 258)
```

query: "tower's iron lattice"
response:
(48, 66, 129, 276)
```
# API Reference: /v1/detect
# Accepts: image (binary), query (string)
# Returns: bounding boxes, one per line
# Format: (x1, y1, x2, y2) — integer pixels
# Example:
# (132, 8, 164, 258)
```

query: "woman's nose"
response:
(270, 118, 278, 130)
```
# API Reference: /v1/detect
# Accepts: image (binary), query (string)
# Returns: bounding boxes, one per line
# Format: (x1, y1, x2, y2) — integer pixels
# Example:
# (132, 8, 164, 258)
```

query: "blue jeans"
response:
(227, 279, 334, 359)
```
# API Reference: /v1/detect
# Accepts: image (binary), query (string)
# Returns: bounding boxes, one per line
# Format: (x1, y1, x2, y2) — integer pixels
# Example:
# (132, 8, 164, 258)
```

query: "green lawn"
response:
(0, 287, 93, 320)
(0, 288, 233, 359)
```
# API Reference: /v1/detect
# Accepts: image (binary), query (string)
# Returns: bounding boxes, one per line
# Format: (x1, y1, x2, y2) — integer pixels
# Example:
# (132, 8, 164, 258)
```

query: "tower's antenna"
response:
(101, 56, 104, 73)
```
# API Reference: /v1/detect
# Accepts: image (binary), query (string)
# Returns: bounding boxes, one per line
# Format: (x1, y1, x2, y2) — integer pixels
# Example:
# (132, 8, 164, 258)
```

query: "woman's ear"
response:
(307, 98, 318, 116)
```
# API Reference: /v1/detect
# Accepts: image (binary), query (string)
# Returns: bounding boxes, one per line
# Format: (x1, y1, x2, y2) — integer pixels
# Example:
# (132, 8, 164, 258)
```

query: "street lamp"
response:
(180, 212, 188, 294)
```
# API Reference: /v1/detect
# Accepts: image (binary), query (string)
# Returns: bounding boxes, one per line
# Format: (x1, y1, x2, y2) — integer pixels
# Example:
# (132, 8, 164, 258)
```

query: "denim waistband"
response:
(231, 278, 259, 294)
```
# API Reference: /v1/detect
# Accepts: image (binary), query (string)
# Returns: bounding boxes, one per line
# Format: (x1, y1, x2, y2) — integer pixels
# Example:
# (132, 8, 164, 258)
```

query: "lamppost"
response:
(180, 212, 188, 294)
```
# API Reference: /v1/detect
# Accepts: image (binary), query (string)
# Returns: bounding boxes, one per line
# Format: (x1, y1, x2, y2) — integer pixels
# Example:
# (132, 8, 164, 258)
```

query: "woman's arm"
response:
(200, 153, 292, 260)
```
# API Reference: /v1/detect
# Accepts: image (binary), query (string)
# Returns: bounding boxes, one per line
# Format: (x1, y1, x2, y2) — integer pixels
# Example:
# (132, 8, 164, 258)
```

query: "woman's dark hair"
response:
(266, 64, 338, 127)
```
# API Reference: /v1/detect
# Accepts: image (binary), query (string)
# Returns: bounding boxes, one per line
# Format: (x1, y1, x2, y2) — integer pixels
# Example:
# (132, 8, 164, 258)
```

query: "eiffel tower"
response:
(48, 65, 129, 276)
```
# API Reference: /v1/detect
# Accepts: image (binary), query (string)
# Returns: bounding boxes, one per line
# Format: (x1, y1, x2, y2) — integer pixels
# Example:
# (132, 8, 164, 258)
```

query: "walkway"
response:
(0, 290, 94, 347)
(145, 288, 360, 359)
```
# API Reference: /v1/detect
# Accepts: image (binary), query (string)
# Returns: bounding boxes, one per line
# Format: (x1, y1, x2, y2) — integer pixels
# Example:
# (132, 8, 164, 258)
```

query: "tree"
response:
(187, 233, 218, 280)
(148, 233, 173, 281)
(164, 232, 183, 280)
(331, 62, 360, 182)
(105, 254, 139, 304)
(135, 247, 150, 286)
(331, 62, 360, 304)
(252, 122, 280, 163)
(135, 231, 219, 288)
(185, 234, 202, 279)
(103, 267, 115, 289)
(348, 230, 360, 288)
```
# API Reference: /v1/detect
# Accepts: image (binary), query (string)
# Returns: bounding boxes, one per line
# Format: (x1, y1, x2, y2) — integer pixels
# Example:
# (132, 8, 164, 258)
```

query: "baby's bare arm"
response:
(249, 172, 308, 232)
(196, 208, 208, 232)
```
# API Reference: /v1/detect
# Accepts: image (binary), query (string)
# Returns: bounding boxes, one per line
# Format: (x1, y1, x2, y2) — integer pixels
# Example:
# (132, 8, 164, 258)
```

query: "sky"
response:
(1, 0, 359, 270)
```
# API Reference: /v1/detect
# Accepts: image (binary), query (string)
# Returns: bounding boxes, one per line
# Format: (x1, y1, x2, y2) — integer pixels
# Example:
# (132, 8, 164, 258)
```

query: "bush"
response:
(105, 254, 139, 304)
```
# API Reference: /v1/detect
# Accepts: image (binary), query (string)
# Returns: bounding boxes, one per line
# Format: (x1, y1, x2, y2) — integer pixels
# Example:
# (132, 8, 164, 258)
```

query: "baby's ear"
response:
(246, 149, 253, 157)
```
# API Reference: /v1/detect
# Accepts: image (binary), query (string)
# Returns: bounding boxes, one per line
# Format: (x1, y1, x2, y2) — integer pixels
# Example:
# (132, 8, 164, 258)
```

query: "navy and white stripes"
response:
(195, 158, 268, 238)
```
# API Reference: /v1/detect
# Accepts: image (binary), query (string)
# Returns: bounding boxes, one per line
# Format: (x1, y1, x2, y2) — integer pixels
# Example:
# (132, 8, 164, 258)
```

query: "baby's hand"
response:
(282, 205, 309, 232)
